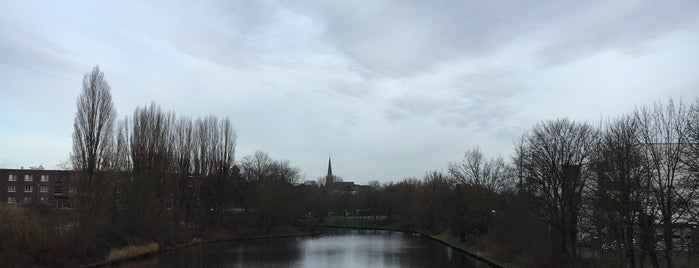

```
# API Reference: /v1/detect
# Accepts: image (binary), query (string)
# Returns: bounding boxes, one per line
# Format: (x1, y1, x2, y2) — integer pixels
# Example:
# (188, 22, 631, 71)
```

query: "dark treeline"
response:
(323, 100, 699, 267)
(67, 67, 325, 261)
(0, 67, 324, 266)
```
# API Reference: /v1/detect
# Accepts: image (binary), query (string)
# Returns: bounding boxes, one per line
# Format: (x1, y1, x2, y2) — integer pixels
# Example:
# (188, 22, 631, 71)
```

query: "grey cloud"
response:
(392, 93, 516, 131)
(383, 90, 512, 130)
(282, 0, 535, 76)
(332, 81, 374, 101)
(449, 70, 524, 98)
(381, 68, 524, 131)
(440, 95, 516, 131)
(0, 22, 84, 77)
(343, 115, 358, 127)
(534, 1, 699, 66)
(134, 1, 279, 70)
(391, 94, 443, 116)
(49, 0, 314, 72)
(282, 0, 699, 76)
(384, 109, 407, 122)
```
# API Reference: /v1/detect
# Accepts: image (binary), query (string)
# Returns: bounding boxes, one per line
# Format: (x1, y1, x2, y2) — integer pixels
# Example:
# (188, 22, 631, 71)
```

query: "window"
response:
(7, 197, 16, 203)
(41, 175, 49, 182)
(39, 196, 47, 202)
(23, 196, 32, 203)
(7, 185, 16, 192)
(24, 185, 32, 192)
(24, 175, 33, 182)
(8, 174, 17, 181)
(40, 185, 49, 193)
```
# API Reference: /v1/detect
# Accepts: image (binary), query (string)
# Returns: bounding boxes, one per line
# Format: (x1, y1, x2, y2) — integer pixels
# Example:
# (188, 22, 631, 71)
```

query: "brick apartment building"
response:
(0, 168, 71, 208)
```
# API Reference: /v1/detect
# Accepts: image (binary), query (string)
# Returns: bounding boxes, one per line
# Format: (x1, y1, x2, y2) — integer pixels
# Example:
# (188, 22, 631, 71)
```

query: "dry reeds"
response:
(104, 242, 159, 263)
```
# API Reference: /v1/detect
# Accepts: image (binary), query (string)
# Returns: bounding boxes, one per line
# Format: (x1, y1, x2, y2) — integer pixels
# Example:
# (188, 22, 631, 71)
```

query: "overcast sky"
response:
(1, 1, 698, 183)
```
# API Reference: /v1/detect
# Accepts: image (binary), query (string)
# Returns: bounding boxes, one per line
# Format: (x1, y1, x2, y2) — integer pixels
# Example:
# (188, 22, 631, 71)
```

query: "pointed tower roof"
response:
(327, 157, 333, 178)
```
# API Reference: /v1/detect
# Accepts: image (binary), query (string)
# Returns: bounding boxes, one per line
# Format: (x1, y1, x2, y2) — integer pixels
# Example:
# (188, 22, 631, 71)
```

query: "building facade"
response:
(0, 168, 71, 208)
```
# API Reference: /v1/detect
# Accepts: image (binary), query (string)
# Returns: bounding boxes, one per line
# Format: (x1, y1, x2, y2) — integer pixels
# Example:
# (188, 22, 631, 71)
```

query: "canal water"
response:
(111, 228, 492, 268)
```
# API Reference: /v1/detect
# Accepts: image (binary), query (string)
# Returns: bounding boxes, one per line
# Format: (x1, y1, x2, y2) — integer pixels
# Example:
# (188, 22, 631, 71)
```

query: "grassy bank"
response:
(321, 217, 408, 230)
(429, 232, 516, 268)
(320, 217, 515, 268)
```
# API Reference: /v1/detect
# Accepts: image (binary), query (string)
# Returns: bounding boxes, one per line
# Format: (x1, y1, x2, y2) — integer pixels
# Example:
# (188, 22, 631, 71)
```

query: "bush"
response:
(0, 204, 48, 265)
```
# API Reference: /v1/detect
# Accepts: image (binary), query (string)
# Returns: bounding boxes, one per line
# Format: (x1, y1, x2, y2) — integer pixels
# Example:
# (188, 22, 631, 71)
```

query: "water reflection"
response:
(111, 229, 490, 268)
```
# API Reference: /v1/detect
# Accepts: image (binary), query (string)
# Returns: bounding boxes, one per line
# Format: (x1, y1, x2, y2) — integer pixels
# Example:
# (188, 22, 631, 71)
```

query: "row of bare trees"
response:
(237, 151, 309, 233)
(69, 67, 317, 254)
(323, 99, 699, 267)
(482, 99, 698, 267)
(582, 100, 699, 268)
(113, 103, 238, 237)
(71, 67, 239, 243)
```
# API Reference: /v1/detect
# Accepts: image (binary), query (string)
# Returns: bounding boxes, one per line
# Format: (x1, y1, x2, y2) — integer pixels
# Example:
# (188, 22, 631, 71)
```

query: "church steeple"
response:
(327, 157, 333, 177)
(326, 157, 333, 186)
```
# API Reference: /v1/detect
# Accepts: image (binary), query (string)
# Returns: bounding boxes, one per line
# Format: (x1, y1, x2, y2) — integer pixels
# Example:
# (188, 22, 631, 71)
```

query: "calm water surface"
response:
(111, 229, 491, 268)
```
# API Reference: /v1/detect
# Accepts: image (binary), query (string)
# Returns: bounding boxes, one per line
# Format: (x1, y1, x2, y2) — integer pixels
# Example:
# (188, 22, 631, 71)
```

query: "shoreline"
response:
(318, 224, 507, 268)
(82, 231, 321, 267)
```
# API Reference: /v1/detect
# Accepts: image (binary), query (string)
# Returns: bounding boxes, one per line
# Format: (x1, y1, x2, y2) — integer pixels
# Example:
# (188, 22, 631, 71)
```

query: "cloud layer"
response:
(1, 1, 698, 182)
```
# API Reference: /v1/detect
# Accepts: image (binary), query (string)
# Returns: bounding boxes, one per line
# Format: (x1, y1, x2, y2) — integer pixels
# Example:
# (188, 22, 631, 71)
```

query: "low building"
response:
(0, 168, 71, 208)
(324, 157, 361, 193)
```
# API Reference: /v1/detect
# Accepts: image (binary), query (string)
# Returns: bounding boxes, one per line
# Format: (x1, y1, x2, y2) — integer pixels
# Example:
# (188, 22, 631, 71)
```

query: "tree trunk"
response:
(663, 221, 673, 268)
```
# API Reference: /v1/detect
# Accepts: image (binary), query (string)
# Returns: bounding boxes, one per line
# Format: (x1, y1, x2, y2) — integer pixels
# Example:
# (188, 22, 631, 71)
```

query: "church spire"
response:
(327, 157, 333, 178)
(326, 156, 333, 185)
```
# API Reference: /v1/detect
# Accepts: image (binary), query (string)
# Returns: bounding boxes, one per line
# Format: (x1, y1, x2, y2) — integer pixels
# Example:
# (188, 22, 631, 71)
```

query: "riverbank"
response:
(319, 217, 515, 268)
(83, 229, 321, 267)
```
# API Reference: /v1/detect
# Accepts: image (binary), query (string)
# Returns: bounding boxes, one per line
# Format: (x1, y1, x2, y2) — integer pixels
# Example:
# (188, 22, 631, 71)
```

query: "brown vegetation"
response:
(104, 242, 159, 263)
(0, 204, 48, 265)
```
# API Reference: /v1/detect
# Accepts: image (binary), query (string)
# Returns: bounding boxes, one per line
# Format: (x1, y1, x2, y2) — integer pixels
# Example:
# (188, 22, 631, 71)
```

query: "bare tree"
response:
(239, 151, 301, 232)
(70, 65, 117, 242)
(194, 117, 212, 176)
(240, 151, 276, 182)
(634, 99, 690, 268)
(591, 115, 649, 268)
(685, 99, 699, 224)
(114, 116, 131, 172)
(210, 117, 237, 227)
(172, 116, 195, 228)
(123, 102, 175, 235)
(239, 151, 300, 185)
(417, 171, 454, 233)
(449, 147, 507, 192)
(519, 118, 599, 261)
(512, 134, 530, 192)
(72, 66, 116, 173)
